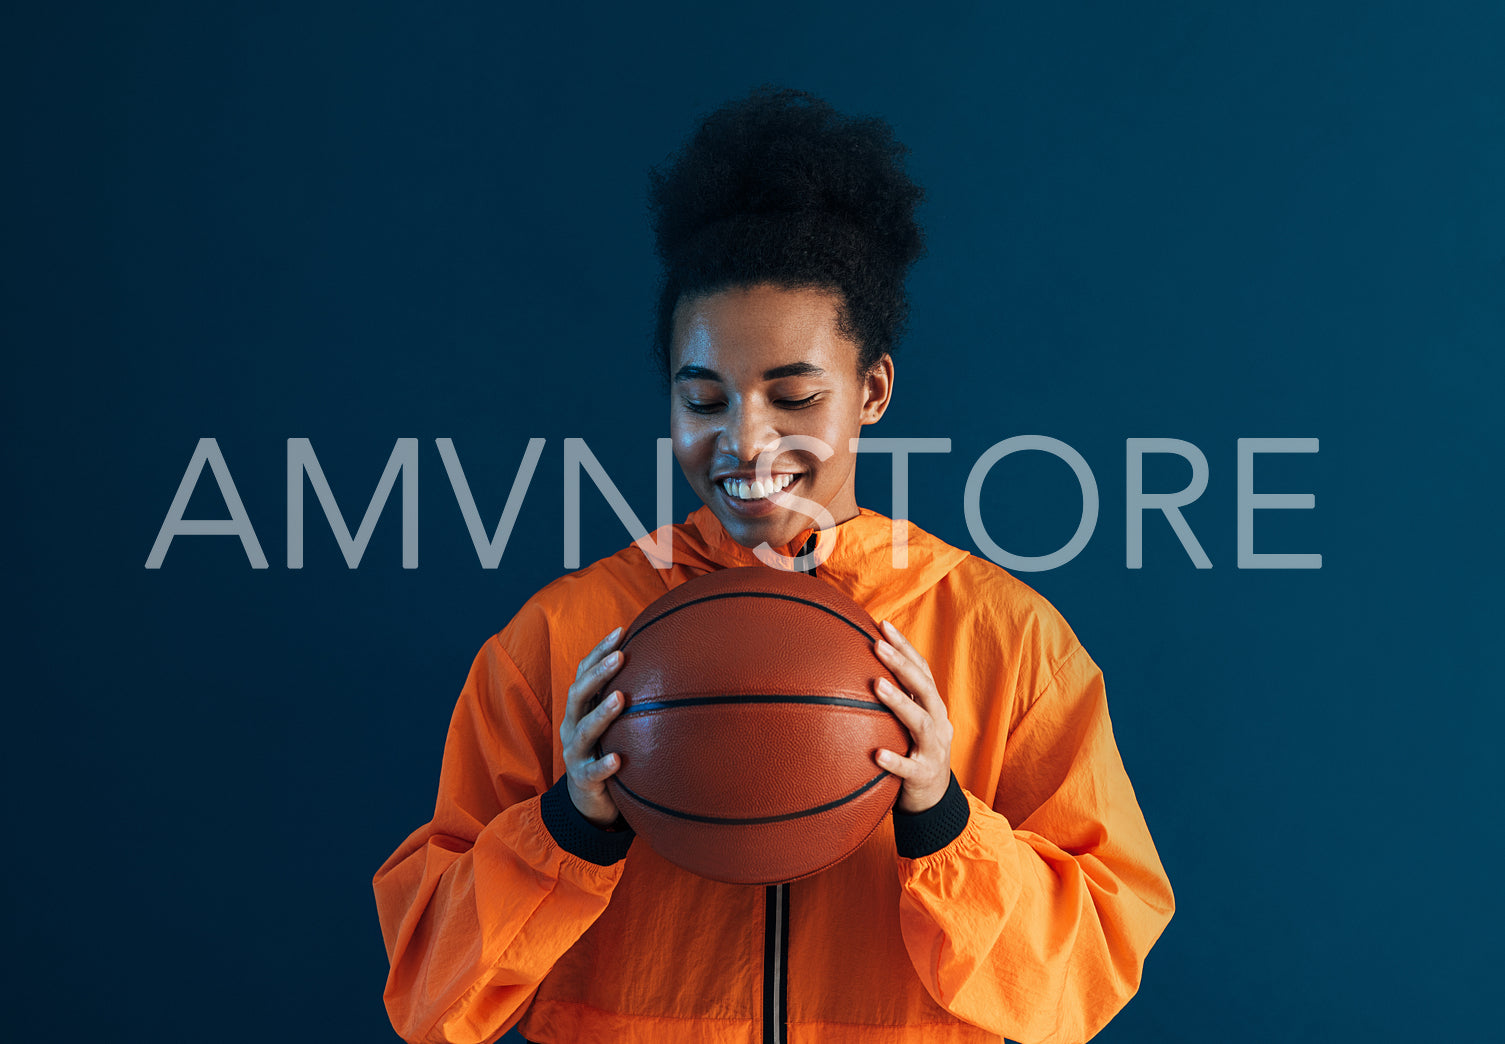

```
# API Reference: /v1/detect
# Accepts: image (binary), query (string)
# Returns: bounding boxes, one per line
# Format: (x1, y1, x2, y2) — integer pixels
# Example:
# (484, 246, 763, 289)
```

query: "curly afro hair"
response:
(648, 86, 926, 383)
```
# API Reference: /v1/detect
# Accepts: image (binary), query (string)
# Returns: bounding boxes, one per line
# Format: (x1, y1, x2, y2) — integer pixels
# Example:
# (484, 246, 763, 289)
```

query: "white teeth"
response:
(722, 474, 796, 500)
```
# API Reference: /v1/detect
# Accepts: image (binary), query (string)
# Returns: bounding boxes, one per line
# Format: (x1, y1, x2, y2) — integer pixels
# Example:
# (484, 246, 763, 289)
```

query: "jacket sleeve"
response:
(372, 633, 634, 1044)
(894, 643, 1176, 1044)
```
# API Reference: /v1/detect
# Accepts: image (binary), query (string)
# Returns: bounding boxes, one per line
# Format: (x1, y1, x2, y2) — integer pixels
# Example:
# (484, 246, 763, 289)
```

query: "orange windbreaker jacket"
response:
(374, 507, 1175, 1044)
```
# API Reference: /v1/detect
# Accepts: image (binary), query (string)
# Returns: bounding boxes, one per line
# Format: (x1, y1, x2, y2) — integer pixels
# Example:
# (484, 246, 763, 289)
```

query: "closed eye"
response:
(778, 395, 820, 409)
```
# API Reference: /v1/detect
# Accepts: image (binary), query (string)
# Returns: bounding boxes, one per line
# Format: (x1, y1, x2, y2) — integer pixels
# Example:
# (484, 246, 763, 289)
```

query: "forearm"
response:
(897, 788, 1174, 1044)
(374, 781, 633, 1044)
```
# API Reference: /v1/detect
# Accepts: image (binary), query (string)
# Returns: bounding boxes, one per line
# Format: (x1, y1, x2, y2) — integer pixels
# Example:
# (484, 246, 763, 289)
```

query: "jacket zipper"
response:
(763, 532, 818, 1043)
(763, 881, 790, 1044)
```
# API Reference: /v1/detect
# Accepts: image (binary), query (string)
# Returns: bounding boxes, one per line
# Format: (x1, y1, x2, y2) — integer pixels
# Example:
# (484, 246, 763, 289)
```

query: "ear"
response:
(859, 354, 895, 425)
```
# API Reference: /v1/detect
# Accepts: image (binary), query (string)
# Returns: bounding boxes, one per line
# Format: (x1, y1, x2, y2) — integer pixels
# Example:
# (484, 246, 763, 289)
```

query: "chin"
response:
(712, 507, 801, 550)
(694, 476, 796, 544)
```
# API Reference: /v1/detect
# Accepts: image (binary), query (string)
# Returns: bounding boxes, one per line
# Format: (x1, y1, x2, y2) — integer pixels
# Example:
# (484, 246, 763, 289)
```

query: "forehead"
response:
(671, 284, 857, 378)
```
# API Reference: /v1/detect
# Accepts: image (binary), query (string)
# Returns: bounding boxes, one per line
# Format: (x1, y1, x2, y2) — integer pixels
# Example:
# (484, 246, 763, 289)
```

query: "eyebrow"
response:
(673, 362, 826, 383)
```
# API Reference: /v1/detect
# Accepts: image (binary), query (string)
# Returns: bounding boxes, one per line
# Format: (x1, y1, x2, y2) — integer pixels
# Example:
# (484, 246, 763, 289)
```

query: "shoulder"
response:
(941, 555, 1080, 648)
(922, 547, 1088, 715)
(494, 542, 676, 704)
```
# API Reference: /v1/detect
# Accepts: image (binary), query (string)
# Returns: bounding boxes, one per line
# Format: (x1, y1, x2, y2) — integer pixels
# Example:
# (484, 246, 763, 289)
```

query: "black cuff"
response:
(892, 773, 970, 858)
(540, 777, 635, 866)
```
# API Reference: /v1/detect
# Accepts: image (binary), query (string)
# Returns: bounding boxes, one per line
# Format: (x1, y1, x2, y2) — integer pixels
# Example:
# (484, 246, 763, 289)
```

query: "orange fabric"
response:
(373, 507, 1175, 1043)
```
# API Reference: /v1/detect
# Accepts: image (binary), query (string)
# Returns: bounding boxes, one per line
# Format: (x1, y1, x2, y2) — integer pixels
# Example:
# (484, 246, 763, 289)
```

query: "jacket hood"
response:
(659, 505, 973, 624)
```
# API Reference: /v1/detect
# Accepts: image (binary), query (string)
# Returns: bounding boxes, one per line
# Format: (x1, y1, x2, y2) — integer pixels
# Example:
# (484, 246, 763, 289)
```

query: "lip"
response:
(711, 470, 802, 482)
(713, 473, 803, 518)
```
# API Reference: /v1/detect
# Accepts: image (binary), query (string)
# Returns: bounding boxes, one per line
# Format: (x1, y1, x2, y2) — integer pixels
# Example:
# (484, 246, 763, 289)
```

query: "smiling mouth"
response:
(718, 473, 800, 501)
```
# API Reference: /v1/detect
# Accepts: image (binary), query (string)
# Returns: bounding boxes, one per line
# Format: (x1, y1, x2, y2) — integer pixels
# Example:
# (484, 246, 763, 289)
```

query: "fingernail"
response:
(875, 640, 894, 656)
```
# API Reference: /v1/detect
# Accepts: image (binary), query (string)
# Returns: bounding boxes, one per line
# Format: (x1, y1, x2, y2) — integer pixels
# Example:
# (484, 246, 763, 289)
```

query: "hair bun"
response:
(648, 85, 926, 380)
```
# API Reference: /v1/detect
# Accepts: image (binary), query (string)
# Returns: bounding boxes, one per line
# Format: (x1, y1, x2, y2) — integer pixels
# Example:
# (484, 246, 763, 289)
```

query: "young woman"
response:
(374, 87, 1174, 1044)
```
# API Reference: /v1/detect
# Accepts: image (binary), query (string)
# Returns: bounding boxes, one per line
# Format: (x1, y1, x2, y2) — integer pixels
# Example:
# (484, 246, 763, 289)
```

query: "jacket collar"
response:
(671, 505, 971, 622)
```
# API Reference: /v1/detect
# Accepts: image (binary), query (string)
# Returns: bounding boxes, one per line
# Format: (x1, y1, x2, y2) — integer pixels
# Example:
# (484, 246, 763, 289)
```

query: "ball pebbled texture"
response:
(597, 566, 910, 885)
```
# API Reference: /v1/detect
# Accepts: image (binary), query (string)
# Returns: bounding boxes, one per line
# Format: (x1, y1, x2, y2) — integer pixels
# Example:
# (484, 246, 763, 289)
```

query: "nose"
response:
(717, 400, 781, 465)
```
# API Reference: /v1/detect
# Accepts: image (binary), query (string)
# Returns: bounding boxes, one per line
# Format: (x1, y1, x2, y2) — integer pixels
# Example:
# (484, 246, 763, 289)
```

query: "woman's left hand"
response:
(872, 619, 954, 814)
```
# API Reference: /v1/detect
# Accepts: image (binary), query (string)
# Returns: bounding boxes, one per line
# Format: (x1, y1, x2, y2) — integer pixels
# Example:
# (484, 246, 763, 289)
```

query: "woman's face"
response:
(669, 283, 894, 550)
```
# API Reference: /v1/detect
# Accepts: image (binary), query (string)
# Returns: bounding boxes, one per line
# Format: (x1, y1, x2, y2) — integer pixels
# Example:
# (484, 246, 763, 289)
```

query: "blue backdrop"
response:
(6, 2, 1501, 1041)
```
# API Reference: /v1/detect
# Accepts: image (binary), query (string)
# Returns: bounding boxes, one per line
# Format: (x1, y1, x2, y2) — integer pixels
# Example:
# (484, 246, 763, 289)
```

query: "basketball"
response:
(596, 565, 910, 885)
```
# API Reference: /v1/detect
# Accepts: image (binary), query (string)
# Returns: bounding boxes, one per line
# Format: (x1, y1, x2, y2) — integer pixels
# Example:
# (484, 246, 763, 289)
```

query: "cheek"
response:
(811, 408, 858, 450)
(805, 409, 861, 478)
(670, 417, 712, 470)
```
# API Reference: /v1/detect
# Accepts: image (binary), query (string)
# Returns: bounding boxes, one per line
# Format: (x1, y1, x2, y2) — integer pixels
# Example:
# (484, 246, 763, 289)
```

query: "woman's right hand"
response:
(560, 626, 628, 827)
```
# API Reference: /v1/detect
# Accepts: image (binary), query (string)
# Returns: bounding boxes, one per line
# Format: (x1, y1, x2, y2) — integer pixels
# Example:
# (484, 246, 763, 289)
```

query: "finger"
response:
(579, 751, 622, 783)
(874, 677, 930, 750)
(563, 648, 625, 729)
(880, 620, 934, 681)
(574, 626, 625, 682)
(874, 746, 922, 779)
(563, 627, 623, 732)
(875, 639, 946, 720)
(569, 690, 625, 759)
(586, 647, 626, 690)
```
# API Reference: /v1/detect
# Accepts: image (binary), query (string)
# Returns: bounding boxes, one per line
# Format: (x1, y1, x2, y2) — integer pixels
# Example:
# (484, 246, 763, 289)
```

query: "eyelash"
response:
(682, 395, 819, 414)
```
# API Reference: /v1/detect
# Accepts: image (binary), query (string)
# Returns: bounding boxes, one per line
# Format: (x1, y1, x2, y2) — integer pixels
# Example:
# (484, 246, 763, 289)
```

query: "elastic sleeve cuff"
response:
(539, 777, 636, 866)
(892, 773, 971, 858)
